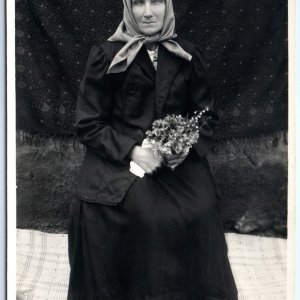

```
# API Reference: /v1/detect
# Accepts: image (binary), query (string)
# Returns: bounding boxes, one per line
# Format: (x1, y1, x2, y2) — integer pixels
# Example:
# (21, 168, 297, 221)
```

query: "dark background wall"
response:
(17, 131, 287, 237)
(16, 0, 288, 237)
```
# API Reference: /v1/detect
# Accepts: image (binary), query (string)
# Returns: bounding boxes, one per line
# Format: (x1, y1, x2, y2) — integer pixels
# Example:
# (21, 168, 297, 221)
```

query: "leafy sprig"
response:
(145, 107, 210, 158)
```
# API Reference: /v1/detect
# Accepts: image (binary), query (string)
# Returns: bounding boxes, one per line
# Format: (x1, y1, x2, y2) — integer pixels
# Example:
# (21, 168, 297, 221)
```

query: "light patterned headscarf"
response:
(107, 0, 192, 74)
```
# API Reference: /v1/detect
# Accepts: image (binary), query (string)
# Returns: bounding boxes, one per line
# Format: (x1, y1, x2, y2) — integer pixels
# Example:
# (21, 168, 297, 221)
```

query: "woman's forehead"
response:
(130, 0, 168, 3)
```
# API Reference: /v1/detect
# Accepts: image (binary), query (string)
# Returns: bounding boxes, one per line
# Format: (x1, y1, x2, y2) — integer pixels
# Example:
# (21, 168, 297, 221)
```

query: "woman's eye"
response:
(132, 0, 143, 6)
(151, 0, 164, 3)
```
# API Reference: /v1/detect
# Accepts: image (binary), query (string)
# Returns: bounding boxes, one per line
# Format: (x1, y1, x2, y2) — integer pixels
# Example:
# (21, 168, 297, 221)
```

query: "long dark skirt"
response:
(68, 155, 238, 300)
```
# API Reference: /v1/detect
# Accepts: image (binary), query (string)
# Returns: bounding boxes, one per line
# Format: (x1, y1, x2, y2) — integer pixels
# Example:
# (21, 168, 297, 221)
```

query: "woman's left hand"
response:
(164, 154, 186, 170)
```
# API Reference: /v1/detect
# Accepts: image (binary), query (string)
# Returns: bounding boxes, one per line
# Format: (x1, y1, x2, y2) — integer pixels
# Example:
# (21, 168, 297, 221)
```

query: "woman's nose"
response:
(144, 3, 153, 18)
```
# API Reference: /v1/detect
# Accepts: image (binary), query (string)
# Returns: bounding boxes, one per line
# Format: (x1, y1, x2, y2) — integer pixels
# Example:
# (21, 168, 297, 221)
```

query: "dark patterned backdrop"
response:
(15, 0, 288, 139)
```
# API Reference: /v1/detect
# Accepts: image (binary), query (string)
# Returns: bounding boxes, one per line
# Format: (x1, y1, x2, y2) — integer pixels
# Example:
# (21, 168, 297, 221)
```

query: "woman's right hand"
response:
(130, 146, 164, 175)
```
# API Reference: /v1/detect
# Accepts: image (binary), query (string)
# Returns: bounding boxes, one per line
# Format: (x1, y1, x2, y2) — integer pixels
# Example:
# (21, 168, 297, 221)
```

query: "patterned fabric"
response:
(16, 229, 287, 300)
(15, 0, 288, 138)
(147, 45, 159, 70)
(107, 0, 192, 74)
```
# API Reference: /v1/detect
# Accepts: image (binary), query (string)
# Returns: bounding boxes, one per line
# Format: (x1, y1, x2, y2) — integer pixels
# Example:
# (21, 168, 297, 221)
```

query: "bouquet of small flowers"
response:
(129, 106, 213, 177)
(145, 106, 211, 169)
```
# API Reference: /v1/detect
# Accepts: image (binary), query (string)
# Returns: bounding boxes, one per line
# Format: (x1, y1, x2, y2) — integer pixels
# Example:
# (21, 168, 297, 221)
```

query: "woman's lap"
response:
(68, 157, 238, 300)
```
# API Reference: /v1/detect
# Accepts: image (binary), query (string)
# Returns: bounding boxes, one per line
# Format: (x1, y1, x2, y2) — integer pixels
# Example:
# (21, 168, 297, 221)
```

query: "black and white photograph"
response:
(13, 0, 291, 299)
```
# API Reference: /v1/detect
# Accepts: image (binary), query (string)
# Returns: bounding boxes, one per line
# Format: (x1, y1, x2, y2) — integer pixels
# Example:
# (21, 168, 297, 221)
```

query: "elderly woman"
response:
(67, 0, 238, 299)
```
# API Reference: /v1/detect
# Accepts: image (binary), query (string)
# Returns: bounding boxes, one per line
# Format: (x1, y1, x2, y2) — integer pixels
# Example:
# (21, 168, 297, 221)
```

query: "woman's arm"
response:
(189, 46, 220, 158)
(75, 46, 138, 164)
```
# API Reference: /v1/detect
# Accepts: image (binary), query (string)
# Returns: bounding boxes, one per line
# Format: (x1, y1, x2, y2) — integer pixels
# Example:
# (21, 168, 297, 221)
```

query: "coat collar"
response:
(155, 45, 183, 118)
(134, 43, 184, 118)
(134, 46, 156, 80)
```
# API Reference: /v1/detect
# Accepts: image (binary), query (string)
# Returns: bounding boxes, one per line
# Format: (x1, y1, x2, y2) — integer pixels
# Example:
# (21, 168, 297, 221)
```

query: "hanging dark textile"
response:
(15, 0, 288, 139)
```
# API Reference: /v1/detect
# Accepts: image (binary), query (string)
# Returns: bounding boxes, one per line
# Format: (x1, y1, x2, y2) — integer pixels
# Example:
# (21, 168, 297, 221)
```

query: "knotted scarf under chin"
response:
(106, 0, 192, 74)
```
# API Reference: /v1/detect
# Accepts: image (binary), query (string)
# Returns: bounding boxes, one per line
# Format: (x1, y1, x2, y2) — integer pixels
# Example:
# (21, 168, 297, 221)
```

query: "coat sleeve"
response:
(189, 46, 220, 158)
(75, 45, 138, 164)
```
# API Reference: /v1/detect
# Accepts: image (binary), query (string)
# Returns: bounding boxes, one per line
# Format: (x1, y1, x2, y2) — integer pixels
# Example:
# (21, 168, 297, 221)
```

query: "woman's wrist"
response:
(130, 145, 141, 161)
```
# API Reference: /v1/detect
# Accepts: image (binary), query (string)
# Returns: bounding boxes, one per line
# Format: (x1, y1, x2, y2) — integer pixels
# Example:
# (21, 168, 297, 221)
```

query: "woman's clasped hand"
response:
(130, 144, 187, 174)
(130, 145, 165, 174)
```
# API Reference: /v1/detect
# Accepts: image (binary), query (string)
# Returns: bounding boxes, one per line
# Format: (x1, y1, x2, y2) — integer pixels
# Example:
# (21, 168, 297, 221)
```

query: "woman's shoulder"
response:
(89, 40, 126, 62)
(175, 37, 209, 71)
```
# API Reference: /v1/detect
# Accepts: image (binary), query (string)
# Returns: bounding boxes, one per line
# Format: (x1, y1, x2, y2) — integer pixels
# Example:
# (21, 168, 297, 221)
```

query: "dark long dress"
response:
(68, 41, 238, 300)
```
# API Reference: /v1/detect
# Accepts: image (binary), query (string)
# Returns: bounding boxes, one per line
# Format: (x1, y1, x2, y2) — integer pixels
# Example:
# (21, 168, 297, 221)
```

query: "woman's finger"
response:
(146, 162, 162, 174)
(145, 168, 153, 175)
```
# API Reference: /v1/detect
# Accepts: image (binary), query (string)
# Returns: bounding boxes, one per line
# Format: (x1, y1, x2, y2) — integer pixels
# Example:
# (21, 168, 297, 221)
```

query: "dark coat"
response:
(75, 38, 219, 205)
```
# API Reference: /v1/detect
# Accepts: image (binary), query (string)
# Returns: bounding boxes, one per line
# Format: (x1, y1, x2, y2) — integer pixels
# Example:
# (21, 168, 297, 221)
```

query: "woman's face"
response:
(132, 0, 166, 37)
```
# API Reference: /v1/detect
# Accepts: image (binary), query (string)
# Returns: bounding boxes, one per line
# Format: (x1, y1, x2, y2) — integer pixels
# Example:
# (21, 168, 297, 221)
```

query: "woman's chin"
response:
(139, 29, 161, 37)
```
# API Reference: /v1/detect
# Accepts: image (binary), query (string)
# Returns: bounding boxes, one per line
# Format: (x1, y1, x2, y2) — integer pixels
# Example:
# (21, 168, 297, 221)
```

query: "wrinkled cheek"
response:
(131, 8, 142, 24)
